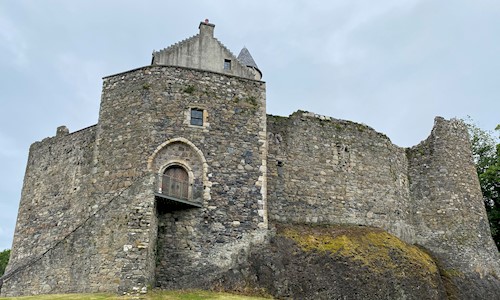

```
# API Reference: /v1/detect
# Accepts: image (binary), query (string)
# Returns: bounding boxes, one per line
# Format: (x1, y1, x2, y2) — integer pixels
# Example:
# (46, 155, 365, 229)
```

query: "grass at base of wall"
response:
(0, 290, 272, 300)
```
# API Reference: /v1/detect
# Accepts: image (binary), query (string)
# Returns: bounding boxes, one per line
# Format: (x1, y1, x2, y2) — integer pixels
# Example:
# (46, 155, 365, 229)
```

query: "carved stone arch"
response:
(148, 138, 210, 202)
(158, 160, 194, 184)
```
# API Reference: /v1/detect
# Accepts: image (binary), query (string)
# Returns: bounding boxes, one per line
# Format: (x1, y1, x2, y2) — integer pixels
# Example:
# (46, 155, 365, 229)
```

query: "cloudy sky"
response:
(1, 0, 499, 250)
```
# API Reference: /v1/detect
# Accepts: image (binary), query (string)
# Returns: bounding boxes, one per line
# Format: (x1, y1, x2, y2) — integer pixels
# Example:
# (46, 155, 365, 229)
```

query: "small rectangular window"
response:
(224, 59, 231, 70)
(190, 108, 204, 126)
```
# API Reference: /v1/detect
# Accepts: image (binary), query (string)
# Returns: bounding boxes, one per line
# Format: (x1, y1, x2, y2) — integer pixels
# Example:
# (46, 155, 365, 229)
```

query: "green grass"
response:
(147, 290, 271, 300)
(0, 290, 272, 300)
(0, 294, 113, 300)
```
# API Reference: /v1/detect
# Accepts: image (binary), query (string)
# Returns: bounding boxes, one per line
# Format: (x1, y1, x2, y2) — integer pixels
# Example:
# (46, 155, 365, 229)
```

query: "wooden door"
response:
(162, 166, 189, 200)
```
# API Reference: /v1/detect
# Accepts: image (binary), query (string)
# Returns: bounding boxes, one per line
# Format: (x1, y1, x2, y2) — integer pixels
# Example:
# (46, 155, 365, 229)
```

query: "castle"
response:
(1, 21, 499, 297)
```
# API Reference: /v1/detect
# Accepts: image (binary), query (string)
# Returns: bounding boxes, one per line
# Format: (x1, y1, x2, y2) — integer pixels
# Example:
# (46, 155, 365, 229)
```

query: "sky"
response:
(1, 0, 500, 250)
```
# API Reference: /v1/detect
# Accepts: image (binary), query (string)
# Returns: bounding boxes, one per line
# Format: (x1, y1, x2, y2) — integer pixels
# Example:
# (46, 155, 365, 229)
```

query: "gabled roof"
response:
(151, 22, 260, 80)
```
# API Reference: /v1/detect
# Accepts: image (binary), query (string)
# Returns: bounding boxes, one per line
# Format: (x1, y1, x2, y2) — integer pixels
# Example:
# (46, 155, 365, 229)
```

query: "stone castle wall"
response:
(266, 111, 415, 241)
(266, 112, 500, 281)
(96, 65, 268, 290)
(2, 117, 157, 295)
(407, 117, 500, 276)
(7, 125, 97, 271)
(1, 65, 269, 296)
(0, 125, 133, 295)
(3, 92, 500, 296)
(1, 176, 154, 296)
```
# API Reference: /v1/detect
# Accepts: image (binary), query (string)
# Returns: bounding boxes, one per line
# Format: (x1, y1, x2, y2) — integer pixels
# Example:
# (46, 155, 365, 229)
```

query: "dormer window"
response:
(224, 59, 232, 70)
(190, 108, 204, 126)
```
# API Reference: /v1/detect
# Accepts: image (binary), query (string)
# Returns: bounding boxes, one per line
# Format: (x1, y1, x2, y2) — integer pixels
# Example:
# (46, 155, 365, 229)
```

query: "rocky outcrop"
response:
(219, 224, 500, 300)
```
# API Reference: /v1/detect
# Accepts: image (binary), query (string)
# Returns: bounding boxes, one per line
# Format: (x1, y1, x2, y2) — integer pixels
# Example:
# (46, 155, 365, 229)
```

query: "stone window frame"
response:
(186, 106, 209, 129)
(158, 160, 195, 201)
(190, 108, 204, 126)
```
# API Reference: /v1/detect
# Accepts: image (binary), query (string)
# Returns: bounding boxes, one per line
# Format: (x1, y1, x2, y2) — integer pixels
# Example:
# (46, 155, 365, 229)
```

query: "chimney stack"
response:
(199, 19, 215, 37)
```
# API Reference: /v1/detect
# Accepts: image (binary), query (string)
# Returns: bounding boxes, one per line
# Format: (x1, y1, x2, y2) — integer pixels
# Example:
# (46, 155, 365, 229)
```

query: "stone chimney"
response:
(56, 125, 69, 137)
(199, 19, 215, 37)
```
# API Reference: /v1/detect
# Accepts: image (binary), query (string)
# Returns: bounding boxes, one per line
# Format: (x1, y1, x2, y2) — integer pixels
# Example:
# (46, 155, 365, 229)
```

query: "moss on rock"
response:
(225, 224, 448, 299)
(281, 225, 438, 282)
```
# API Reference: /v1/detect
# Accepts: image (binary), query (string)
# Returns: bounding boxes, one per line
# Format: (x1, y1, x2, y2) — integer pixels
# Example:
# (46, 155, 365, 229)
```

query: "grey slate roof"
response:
(237, 47, 259, 69)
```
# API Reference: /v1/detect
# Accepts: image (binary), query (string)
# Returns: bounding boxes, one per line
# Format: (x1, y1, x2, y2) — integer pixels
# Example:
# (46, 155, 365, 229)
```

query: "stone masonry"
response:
(1, 21, 499, 297)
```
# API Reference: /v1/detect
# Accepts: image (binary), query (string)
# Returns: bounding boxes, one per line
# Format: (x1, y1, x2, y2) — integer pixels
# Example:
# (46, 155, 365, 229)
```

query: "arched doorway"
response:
(150, 139, 208, 288)
(161, 165, 189, 200)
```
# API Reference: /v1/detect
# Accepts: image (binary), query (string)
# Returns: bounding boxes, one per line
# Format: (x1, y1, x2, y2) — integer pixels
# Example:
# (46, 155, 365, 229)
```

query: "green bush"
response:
(0, 249, 10, 276)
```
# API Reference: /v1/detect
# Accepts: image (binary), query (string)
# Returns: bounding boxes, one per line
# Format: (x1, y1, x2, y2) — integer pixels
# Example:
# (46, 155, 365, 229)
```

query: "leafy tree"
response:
(0, 249, 10, 276)
(465, 120, 500, 251)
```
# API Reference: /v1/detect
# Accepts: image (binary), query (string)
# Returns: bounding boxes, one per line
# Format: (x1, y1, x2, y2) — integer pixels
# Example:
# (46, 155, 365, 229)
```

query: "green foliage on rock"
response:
(465, 119, 500, 250)
(0, 249, 10, 276)
(183, 85, 196, 94)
